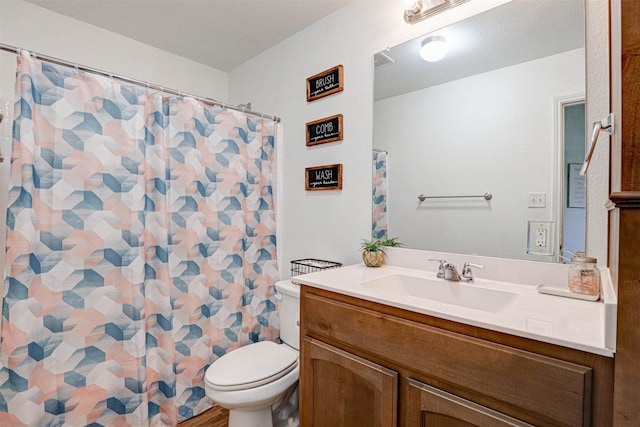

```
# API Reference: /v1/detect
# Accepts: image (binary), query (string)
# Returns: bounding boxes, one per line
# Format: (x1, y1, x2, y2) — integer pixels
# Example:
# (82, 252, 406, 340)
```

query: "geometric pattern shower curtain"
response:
(0, 51, 278, 426)
(372, 150, 388, 239)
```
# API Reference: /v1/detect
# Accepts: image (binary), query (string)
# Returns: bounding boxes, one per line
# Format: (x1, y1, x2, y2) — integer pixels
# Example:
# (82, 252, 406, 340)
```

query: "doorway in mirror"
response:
(558, 99, 586, 261)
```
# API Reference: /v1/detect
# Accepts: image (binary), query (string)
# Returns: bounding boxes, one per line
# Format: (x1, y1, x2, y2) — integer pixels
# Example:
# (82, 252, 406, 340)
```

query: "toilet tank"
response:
(274, 280, 300, 350)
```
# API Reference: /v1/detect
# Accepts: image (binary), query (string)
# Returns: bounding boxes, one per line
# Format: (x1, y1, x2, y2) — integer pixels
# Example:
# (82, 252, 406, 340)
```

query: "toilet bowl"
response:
(204, 280, 300, 427)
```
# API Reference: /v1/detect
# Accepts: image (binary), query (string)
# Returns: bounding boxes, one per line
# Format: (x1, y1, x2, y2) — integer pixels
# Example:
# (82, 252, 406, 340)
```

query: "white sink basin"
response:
(360, 274, 518, 312)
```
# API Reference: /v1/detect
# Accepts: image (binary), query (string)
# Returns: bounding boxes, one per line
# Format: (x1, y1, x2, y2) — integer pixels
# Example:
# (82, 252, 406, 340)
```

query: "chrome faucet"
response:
(429, 259, 485, 283)
(443, 262, 463, 281)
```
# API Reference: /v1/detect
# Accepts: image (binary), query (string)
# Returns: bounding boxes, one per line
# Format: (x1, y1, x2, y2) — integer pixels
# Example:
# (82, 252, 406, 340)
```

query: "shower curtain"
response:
(372, 150, 388, 239)
(0, 51, 278, 426)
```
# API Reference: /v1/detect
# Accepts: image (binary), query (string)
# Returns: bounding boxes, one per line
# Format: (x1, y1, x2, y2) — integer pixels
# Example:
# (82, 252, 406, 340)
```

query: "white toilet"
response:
(205, 280, 300, 427)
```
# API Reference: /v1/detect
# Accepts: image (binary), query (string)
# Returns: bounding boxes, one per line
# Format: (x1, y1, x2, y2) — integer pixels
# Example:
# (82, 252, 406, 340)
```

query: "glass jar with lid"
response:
(568, 253, 600, 297)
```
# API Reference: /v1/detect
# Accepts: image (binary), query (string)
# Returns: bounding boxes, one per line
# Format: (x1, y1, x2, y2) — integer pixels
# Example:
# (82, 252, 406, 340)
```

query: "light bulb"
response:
(419, 36, 447, 62)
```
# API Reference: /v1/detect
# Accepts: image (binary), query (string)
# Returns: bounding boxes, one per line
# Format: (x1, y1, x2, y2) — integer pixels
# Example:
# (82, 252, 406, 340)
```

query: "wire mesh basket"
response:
(290, 258, 342, 284)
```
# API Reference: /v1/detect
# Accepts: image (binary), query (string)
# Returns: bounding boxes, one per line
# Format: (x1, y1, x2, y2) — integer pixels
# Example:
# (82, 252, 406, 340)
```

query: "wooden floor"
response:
(178, 406, 229, 427)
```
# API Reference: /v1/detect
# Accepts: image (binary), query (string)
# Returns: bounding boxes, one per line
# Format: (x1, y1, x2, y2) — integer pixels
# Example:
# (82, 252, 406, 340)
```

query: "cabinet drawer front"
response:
(303, 292, 592, 427)
(406, 379, 535, 427)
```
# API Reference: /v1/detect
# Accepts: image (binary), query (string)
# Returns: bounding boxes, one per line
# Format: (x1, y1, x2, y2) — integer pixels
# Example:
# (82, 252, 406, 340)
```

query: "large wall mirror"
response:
(372, 0, 585, 262)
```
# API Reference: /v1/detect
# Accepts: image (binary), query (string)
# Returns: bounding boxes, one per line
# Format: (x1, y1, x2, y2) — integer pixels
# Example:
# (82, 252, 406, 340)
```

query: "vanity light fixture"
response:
(404, 0, 470, 25)
(420, 36, 447, 62)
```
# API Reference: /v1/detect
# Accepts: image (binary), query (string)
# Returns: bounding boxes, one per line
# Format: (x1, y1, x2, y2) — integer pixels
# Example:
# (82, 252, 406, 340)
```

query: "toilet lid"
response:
(206, 341, 298, 391)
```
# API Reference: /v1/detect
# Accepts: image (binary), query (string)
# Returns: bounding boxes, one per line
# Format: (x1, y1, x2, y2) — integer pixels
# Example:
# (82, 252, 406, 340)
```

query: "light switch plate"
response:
(528, 192, 546, 208)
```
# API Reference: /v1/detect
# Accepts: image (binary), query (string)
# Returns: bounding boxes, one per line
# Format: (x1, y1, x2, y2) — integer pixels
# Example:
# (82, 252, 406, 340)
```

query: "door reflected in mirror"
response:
(372, 0, 585, 262)
(561, 100, 586, 256)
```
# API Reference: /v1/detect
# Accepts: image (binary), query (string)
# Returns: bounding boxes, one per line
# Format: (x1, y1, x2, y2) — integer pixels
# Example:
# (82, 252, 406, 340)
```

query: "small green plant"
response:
(378, 237, 402, 248)
(359, 237, 403, 253)
(360, 238, 386, 253)
(360, 239, 385, 267)
(359, 237, 402, 267)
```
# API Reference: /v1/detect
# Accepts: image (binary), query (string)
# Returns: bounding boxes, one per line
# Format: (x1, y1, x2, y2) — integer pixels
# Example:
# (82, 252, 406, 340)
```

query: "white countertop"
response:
(297, 262, 616, 357)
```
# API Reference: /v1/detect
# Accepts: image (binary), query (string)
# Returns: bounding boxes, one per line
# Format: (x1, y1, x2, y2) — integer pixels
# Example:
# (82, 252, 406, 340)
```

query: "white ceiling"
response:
(375, 0, 585, 100)
(23, 0, 584, 95)
(24, 0, 352, 72)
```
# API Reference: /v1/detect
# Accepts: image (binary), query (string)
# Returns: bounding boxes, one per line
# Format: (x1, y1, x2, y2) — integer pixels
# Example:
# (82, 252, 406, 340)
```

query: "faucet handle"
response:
(462, 262, 485, 282)
(428, 259, 447, 278)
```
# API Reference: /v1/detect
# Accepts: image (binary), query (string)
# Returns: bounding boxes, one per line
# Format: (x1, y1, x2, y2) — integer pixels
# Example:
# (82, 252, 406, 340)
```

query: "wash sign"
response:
(305, 164, 343, 191)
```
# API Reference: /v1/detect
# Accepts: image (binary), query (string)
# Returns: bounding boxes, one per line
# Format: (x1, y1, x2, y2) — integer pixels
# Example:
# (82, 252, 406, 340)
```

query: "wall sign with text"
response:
(568, 163, 586, 208)
(306, 65, 344, 102)
(305, 164, 343, 191)
(306, 114, 343, 146)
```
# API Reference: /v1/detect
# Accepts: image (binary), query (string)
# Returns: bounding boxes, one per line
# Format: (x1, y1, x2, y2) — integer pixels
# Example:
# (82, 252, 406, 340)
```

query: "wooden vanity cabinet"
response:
(299, 285, 614, 427)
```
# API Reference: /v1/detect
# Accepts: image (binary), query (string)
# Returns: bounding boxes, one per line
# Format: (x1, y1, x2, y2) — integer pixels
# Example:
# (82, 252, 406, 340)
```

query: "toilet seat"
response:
(206, 341, 298, 391)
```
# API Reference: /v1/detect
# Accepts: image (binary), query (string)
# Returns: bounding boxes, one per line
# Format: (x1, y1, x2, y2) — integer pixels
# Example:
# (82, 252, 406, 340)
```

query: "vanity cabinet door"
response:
(300, 337, 398, 427)
(405, 379, 534, 427)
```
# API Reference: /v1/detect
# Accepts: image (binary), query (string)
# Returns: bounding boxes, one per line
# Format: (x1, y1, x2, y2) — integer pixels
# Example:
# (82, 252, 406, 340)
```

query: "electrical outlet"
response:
(535, 227, 547, 247)
(528, 192, 546, 208)
(527, 220, 554, 255)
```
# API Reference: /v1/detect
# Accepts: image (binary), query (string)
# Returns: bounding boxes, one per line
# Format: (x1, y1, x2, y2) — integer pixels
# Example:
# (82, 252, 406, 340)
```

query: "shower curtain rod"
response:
(0, 43, 281, 122)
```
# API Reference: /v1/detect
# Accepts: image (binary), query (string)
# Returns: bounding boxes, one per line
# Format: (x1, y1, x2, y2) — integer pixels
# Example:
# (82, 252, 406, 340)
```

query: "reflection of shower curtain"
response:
(372, 150, 388, 239)
(0, 52, 278, 426)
